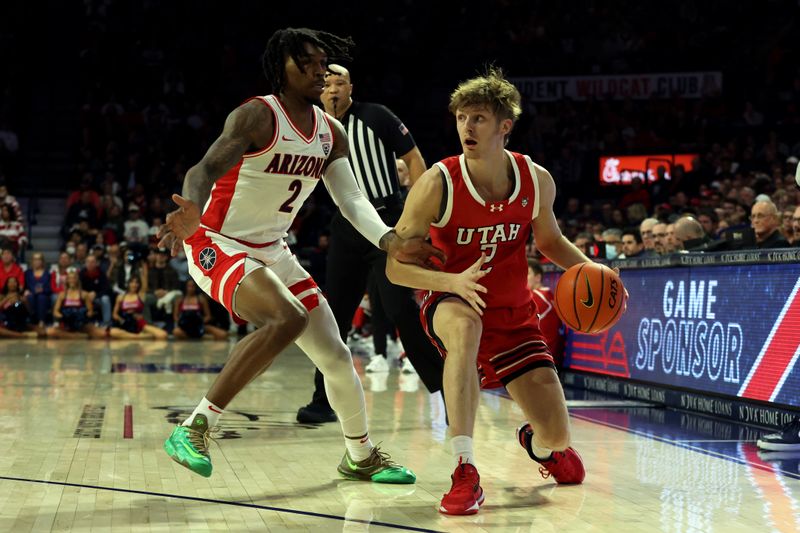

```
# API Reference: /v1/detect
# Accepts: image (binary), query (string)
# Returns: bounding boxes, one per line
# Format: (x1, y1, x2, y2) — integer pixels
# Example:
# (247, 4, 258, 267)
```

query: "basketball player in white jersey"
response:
(157, 28, 443, 482)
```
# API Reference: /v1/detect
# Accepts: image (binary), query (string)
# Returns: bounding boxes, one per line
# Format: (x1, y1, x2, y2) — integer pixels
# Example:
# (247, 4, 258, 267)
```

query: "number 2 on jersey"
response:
(480, 243, 497, 273)
(279, 179, 302, 213)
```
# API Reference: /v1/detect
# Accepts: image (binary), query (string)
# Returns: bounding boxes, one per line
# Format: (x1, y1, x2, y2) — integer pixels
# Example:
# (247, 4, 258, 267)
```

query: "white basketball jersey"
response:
(200, 95, 335, 244)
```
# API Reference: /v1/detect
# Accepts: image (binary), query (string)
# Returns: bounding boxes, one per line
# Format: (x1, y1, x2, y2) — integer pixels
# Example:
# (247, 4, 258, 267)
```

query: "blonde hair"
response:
(448, 67, 522, 123)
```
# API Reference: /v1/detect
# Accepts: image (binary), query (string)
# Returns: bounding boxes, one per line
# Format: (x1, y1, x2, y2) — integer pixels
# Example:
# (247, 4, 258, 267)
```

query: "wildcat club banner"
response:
(512, 71, 722, 102)
(552, 263, 800, 409)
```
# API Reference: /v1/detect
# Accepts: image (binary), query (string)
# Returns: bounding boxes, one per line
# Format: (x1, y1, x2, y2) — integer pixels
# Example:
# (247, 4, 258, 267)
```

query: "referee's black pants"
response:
(307, 207, 444, 410)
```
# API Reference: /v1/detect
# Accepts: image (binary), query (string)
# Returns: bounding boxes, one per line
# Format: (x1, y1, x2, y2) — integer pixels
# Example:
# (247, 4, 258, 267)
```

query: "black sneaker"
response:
(757, 418, 800, 451)
(296, 403, 337, 424)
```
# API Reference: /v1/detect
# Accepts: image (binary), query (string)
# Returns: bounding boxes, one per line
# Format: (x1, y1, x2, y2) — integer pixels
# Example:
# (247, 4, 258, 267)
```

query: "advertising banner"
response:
(599, 153, 698, 186)
(557, 264, 800, 409)
(512, 72, 722, 102)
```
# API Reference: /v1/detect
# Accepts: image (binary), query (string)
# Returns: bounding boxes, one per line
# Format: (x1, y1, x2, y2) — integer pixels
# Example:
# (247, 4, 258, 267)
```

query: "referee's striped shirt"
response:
(337, 101, 416, 202)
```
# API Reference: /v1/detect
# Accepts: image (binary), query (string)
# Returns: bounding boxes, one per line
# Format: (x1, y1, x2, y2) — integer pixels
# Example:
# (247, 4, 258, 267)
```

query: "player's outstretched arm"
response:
(323, 119, 444, 268)
(157, 100, 273, 255)
(387, 168, 488, 315)
(532, 164, 593, 269)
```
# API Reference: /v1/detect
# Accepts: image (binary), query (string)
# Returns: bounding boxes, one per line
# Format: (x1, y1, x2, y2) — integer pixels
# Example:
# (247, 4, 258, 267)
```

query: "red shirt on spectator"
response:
(0, 261, 24, 291)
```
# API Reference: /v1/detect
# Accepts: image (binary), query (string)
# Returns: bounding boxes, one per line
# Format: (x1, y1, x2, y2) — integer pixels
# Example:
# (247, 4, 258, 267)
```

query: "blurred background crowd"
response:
(0, 0, 797, 337)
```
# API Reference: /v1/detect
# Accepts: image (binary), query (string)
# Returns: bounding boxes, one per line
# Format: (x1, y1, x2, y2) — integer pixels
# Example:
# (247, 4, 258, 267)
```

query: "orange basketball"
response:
(554, 262, 627, 334)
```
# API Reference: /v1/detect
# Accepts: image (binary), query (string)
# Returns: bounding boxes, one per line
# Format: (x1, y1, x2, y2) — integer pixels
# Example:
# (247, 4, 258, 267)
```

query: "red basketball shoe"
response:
(439, 459, 485, 515)
(516, 423, 585, 484)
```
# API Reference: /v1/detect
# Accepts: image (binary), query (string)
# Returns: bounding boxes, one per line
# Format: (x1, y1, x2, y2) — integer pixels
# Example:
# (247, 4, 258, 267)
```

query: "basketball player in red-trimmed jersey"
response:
(387, 68, 594, 515)
(157, 28, 442, 482)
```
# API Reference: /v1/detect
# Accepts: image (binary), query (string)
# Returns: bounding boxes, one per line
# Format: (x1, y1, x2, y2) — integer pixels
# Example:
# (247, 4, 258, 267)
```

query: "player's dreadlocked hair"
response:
(262, 28, 355, 93)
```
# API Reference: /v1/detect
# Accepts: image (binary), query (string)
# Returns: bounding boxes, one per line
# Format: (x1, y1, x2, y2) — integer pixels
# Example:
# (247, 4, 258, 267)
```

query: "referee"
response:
(297, 64, 444, 423)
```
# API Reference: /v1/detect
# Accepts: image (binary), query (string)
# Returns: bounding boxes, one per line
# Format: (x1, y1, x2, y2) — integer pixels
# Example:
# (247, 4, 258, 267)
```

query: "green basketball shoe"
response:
(337, 446, 416, 484)
(164, 414, 214, 477)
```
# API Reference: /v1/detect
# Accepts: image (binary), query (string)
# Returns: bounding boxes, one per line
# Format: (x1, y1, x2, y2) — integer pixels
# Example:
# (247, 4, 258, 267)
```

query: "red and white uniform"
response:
(185, 95, 333, 318)
(420, 151, 555, 389)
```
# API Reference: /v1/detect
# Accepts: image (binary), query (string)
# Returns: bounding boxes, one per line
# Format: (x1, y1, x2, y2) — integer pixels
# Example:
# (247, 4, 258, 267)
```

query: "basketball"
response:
(554, 262, 627, 334)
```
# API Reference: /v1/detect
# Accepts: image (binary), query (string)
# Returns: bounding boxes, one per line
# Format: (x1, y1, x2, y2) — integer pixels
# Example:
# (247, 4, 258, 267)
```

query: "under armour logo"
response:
(199, 247, 217, 271)
(489, 204, 504, 212)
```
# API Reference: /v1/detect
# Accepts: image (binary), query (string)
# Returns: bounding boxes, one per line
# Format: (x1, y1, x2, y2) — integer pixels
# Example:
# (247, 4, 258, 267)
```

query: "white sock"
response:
(345, 432, 373, 462)
(530, 437, 553, 461)
(451, 435, 475, 467)
(183, 397, 224, 428)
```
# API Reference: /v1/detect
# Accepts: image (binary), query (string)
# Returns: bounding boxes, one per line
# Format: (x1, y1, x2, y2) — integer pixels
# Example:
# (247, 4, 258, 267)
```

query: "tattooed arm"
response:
(158, 99, 274, 255)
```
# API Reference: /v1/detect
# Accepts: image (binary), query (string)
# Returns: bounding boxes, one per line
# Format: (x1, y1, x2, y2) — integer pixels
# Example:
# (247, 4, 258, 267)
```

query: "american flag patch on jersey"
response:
(398, 123, 409, 135)
(319, 132, 331, 143)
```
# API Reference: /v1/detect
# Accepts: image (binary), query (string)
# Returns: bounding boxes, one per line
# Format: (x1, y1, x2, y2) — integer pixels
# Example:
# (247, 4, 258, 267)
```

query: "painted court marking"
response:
(123, 405, 133, 439)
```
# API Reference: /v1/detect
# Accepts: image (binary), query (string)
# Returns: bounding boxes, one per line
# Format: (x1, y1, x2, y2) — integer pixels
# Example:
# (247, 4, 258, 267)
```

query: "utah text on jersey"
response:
(456, 223, 524, 272)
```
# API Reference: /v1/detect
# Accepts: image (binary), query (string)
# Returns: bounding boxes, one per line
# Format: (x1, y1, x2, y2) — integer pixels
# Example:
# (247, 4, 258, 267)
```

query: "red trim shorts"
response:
(184, 228, 321, 321)
(420, 292, 555, 389)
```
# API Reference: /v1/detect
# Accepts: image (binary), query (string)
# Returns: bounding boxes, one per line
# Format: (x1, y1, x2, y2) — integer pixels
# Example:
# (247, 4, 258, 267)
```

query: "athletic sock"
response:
(183, 396, 224, 428)
(451, 435, 475, 467)
(530, 438, 553, 461)
(345, 432, 373, 462)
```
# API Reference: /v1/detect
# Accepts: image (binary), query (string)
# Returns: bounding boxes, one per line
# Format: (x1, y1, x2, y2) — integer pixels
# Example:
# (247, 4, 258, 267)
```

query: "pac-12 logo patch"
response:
(319, 132, 332, 156)
(199, 247, 217, 270)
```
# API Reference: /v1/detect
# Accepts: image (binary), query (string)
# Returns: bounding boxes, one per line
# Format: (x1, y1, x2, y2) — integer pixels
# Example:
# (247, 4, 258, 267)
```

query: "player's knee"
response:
(443, 314, 482, 348)
(275, 300, 308, 337)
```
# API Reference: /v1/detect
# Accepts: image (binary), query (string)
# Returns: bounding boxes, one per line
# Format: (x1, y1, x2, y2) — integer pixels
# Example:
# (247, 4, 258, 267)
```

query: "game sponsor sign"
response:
(553, 263, 800, 410)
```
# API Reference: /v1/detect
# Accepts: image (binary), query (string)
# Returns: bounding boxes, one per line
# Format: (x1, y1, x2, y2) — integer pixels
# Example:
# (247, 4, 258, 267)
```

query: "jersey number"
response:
(279, 180, 302, 213)
(480, 243, 497, 273)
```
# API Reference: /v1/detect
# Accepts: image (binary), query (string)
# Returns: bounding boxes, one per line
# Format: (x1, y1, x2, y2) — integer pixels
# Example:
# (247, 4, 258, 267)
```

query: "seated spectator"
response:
(169, 247, 190, 283)
(651, 223, 669, 255)
(109, 276, 167, 340)
(600, 228, 623, 259)
(789, 206, 800, 246)
(91, 243, 110, 273)
(674, 217, 712, 251)
(24, 252, 52, 327)
(47, 268, 106, 339)
(0, 277, 39, 337)
(80, 254, 113, 326)
(620, 228, 647, 258)
(50, 251, 73, 298)
(74, 242, 89, 266)
(639, 218, 658, 253)
(64, 190, 100, 234)
(66, 174, 100, 211)
(110, 244, 148, 296)
(665, 223, 678, 253)
(101, 203, 125, 244)
(573, 232, 599, 258)
(750, 201, 790, 249)
(0, 204, 27, 256)
(173, 279, 228, 340)
(123, 204, 150, 254)
(0, 246, 24, 290)
(146, 247, 180, 324)
(0, 184, 22, 222)
(697, 208, 719, 237)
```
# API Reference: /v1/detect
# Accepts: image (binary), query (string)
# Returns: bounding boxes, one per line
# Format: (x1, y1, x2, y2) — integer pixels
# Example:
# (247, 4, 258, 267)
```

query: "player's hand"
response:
(385, 232, 447, 270)
(449, 254, 489, 316)
(157, 194, 201, 257)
